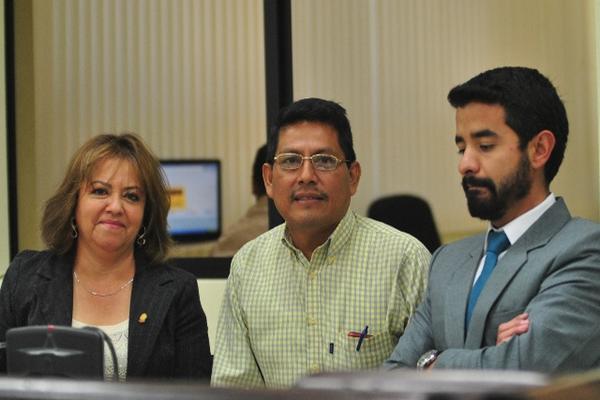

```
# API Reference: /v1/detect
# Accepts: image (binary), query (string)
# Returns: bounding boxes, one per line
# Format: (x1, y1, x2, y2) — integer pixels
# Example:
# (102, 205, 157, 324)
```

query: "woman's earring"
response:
(70, 218, 78, 239)
(136, 226, 147, 246)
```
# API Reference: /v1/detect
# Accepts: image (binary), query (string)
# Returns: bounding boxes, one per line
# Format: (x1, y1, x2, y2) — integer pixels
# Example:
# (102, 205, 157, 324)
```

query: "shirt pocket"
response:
(329, 328, 394, 370)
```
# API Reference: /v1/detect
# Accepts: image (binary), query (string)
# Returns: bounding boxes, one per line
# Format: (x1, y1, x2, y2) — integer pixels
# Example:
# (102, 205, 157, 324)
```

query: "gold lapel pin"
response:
(138, 312, 148, 324)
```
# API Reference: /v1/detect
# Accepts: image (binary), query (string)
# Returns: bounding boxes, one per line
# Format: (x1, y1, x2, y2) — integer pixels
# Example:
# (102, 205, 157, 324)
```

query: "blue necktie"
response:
(465, 230, 510, 330)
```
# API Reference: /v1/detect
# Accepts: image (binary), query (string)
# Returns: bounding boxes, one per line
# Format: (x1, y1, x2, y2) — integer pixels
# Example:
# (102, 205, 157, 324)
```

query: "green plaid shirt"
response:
(211, 211, 430, 388)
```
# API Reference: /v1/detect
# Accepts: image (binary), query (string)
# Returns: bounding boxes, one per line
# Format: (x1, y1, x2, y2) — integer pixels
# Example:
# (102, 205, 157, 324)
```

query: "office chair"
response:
(367, 194, 442, 253)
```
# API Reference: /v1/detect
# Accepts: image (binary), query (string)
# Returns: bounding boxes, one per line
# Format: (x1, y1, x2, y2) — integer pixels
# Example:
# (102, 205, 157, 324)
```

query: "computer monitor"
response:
(160, 159, 222, 242)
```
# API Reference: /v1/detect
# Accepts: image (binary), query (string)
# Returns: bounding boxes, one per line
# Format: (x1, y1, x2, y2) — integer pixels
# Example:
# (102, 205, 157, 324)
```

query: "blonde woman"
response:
(0, 133, 211, 380)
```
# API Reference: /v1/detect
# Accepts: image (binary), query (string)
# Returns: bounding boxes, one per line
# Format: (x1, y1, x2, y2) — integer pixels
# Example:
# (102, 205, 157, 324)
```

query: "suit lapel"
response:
(464, 198, 572, 348)
(444, 236, 485, 347)
(127, 259, 176, 376)
(34, 253, 74, 325)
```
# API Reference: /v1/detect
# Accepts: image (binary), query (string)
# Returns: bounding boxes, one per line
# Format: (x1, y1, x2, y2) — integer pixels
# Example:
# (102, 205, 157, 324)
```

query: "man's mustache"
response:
(461, 175, 497, 195)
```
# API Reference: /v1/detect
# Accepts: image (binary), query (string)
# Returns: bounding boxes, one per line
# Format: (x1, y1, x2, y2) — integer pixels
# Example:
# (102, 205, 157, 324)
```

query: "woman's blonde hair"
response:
(41, 133, 172, 263)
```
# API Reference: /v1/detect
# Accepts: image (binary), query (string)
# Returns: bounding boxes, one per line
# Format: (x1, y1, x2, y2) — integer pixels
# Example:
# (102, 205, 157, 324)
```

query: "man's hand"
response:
(497, 313, 529, 345)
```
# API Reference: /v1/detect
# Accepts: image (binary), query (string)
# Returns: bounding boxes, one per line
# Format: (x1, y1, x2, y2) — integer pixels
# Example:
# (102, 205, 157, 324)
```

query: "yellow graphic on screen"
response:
(168, 187, 186, 210)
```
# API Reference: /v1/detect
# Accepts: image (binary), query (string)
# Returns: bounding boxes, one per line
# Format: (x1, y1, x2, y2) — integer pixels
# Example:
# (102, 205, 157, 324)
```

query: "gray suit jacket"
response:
(385, 198, 600, 372)
(0, 250, 212, 380)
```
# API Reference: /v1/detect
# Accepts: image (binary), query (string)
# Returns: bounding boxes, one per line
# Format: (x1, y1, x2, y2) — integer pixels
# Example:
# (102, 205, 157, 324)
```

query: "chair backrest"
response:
(367, 194, 441, 253)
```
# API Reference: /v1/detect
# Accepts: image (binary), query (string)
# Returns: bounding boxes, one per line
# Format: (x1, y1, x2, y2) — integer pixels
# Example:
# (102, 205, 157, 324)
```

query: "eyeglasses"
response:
(273, 153, 350, 171)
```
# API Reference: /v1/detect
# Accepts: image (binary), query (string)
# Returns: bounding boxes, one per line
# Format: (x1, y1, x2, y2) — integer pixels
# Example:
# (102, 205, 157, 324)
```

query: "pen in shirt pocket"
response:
(348, 325, 371, 351)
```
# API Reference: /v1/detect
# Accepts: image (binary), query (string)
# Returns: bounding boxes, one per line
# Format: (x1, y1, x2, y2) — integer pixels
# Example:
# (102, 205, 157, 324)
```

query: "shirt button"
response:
(310, 364, 320, 374)
(327, 256, 336, 264)
(307, 317, 317, 326)
(309, 271, 317, 280)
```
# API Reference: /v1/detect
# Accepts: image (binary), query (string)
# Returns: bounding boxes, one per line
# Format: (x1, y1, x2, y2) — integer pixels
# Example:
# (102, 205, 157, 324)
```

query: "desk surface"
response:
(0, 369, 550, 400)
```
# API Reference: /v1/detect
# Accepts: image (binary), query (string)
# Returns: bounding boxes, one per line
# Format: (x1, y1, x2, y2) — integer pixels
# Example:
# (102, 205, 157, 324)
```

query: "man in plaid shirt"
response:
(211, 98, 430, 388)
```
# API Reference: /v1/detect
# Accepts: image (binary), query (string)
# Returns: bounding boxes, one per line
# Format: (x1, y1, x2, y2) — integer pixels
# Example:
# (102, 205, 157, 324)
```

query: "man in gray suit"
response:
(385, 66, 600, 372)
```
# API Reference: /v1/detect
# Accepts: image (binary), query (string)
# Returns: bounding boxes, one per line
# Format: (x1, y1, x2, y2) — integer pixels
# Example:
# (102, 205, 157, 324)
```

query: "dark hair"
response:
(41, 133, 172, 263)
(266, 98, 357, 164)
(447, 66, 568, 184)
(252, 144, 267, 197)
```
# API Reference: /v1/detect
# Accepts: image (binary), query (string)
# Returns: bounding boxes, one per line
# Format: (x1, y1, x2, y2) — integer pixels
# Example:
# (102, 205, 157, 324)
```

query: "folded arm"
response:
(435, 243, 600, 372)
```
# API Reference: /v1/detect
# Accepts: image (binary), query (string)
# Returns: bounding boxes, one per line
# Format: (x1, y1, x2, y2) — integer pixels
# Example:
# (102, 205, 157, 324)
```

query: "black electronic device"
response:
(6, 325, 105, 379)
(160, 159, 222, 242)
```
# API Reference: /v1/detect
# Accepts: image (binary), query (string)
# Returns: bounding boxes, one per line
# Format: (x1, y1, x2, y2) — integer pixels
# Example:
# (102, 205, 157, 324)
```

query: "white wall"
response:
(293, 0, 599, 236)
(17, 0, 600, 247)
(197, 279, 226, 353)
(18, 0, 267, 250)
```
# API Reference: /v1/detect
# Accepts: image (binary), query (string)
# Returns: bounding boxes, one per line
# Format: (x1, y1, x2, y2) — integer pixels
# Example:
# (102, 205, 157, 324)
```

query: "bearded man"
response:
(385, 66, 600, 373)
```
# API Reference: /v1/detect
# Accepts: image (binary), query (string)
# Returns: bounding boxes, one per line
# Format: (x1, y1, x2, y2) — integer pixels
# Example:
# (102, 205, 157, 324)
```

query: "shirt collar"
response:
(281, 209, 356, 257)
(488, 193, 556, 246)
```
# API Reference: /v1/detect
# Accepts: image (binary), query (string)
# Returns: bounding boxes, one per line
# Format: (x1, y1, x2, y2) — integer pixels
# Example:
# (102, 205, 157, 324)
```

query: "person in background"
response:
(0, 133, 212, 380)
(211, 98, 430, 388)
(211, 144, 269, 257)
(385, 66, 600, 372)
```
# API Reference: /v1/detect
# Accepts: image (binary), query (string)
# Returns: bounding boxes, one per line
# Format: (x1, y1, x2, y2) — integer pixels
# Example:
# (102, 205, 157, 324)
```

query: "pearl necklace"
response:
(73, 271, 134, 297)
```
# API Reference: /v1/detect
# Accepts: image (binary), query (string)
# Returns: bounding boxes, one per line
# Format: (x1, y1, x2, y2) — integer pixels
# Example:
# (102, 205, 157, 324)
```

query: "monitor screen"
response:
(160, 159, 222, 242)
